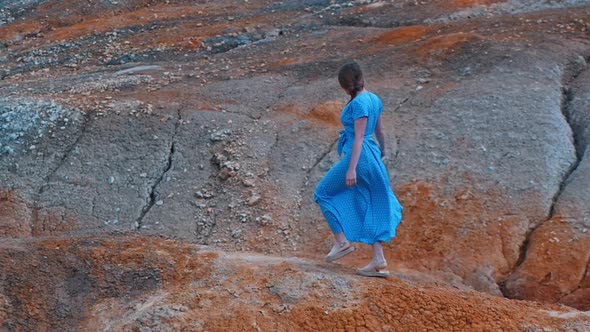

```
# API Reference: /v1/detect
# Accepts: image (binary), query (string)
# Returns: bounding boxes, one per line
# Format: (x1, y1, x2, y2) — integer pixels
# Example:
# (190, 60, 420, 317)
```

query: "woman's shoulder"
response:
(366, 91, 381, 100)
(356, 91, 382, 107)
(348, 91, 382, 108)
(354, 91, 379, 101)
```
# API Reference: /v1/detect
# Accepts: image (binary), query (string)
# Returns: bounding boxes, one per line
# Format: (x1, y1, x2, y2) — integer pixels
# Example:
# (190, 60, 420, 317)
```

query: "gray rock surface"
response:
(0, 97, 86, 236)
(36, 101, 177, 235)
(386, 40, 590, 288)
(503, 55, 590, 303)
(431, 0, 590, 23)
(0, 0, 590, 313)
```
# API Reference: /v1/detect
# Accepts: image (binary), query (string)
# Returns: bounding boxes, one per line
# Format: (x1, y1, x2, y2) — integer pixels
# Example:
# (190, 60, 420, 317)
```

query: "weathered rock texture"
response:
(2, 235, 590, 331)
(1, 0, 590, 330)
(503, 55, 590, 307)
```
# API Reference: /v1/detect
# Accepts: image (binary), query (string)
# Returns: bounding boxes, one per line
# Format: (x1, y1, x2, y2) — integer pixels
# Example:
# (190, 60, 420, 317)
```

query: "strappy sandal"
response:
(325, 241, 356, 262)
(356, 260, 390, 278)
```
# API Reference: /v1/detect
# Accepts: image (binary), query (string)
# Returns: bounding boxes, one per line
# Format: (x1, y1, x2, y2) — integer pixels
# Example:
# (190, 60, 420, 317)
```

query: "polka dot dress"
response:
(314, 91, 403, 244)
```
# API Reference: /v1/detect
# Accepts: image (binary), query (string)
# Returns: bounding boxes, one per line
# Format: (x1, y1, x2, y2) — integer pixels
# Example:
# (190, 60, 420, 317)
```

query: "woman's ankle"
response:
(371, 242, 385, 263)
(334, 240, 350, 248)
(334, 232, 346, 242)
(373, 257, 386, 264)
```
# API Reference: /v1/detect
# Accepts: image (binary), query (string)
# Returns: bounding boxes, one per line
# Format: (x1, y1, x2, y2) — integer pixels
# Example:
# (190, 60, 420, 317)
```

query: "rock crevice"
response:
(502, 55, 590, 304)
(135, 110, 181, 230)
(307, 136, 338, 175)
(31, 110, 91, 236)
(518, 56, 588, 263)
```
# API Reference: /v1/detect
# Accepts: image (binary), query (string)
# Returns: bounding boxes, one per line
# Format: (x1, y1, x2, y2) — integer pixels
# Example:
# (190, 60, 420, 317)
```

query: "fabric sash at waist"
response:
(337, 130, 375, 156)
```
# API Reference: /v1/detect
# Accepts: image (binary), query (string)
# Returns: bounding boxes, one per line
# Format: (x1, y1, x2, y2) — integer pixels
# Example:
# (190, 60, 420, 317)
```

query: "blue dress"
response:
(314, 91, 403, 245)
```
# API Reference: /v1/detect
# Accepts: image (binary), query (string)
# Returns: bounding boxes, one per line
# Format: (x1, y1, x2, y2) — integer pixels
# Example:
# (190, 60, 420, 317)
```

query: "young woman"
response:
(314, 61, 403, 277)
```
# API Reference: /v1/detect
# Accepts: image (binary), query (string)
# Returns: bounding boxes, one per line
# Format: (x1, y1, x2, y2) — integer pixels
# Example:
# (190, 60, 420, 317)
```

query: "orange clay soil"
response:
(504, 216, 590, 307)
(0, 190, 32, 237)
(1, 1, 590, 329)
(1, 235, 586, 331)
(306, 101, 345, 126)
(0, 1, 262, 39)
(298, 179, 520, 287)
(272, 102, 345, 128)
(413, 32, 486, 61)
(0, 1, 296, 52)
(375, 26, 432, 47)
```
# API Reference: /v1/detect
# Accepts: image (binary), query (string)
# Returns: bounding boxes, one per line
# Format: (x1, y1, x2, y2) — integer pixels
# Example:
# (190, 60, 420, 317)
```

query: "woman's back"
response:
(340, 91, 382, 137)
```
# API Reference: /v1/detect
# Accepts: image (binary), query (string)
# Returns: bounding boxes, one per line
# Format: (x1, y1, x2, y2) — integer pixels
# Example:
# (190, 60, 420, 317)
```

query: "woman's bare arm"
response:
(375, 115, 386, 157)
(346, 117, 368, 186)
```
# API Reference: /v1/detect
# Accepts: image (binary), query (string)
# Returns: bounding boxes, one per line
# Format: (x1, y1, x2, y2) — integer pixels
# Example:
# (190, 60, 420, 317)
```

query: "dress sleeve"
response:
(351, 99, 369, 120)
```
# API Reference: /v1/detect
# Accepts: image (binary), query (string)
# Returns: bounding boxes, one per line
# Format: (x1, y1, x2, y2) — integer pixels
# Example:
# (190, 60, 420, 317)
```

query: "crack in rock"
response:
(556, 56, 590, 299)
(389, 95, 411, 165)
(580, 259, 590, 289)
(135, 110, 182, 230)
(307, 137, 339, 175)
(31, 110, 91, 236)
(560, 257, 590, 301)
(504, 56, 589, 289)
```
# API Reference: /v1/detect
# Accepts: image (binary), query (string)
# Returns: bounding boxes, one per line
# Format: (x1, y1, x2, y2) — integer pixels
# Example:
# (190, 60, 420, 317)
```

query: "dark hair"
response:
(338, 61, 364, 100)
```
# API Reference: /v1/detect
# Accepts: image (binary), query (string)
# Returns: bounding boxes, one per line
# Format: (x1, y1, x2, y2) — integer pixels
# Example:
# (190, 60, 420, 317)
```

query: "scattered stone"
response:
(247, 194, 261, 206)
(242, 178, 255, 187)
(195, 190, 215, 199)
(210, 129, 232, 142)
(239, 213, 249, 223)
(218, 168, 232, 180)
(222, 161, 240, 171)
(459, 66, 473, 76)
(258, 214, 272, 225)
(231, 229, 242, 238)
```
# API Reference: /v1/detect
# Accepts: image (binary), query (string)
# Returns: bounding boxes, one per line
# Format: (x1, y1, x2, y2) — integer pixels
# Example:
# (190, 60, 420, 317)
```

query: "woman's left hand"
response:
(346, 169, 357, 187)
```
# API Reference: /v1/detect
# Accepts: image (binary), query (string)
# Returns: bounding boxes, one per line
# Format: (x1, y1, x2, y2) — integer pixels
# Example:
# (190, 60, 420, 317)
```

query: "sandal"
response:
(325, 241, 356, 262)
(356, 260, 390, 278)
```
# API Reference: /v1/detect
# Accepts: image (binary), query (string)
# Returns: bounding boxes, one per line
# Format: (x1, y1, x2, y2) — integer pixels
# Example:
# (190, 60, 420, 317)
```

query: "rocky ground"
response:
(1, 0, 590, 330)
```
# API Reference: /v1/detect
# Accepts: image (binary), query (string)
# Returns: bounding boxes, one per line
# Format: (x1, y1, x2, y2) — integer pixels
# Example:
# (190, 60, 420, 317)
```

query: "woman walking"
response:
(314, 61, 403, 277)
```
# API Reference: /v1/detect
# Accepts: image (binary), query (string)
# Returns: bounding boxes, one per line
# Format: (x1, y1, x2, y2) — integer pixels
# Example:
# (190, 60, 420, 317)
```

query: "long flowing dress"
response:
(314, 91, 403, 245)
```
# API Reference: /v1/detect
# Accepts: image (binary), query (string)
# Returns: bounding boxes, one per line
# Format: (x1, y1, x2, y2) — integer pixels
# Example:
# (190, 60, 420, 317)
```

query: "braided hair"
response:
(338, 61, 364, 101)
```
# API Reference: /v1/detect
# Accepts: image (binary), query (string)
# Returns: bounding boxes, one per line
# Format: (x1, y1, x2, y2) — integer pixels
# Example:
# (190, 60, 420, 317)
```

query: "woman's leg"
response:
(372, 241, 386, 264)
(321, 207, 344, 235)
(357, 241, 389, 277)
(335, 232, 347, 245)
(322, 209, 349, 248)
(323, 210, 355, 262)
(314, 158, 357, 261)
